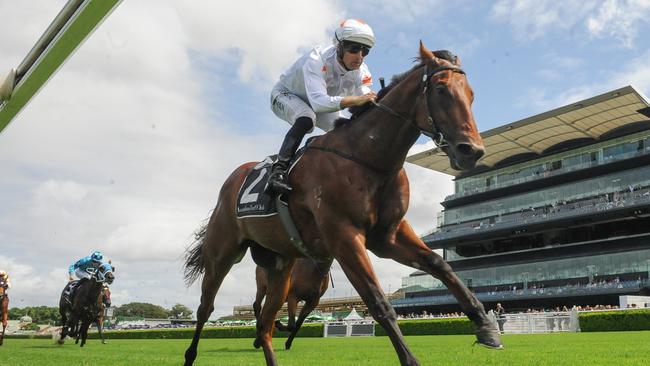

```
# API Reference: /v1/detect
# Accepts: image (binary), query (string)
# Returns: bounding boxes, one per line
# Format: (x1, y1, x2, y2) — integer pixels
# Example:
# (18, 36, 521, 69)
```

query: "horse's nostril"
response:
(475, 147, 485, 161)
(456, 143, 474, 156)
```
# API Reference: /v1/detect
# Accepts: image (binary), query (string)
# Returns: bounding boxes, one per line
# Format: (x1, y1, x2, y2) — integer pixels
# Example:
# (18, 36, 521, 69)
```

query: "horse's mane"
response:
(333, 50, 458, 129)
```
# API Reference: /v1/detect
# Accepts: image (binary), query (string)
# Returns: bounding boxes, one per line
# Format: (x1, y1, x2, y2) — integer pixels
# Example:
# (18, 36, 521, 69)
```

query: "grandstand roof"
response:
(407, 85, 650, 177)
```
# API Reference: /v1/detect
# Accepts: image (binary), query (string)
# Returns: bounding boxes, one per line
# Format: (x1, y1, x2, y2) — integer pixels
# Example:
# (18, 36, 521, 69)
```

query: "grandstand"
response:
(397, 85, 650, 314)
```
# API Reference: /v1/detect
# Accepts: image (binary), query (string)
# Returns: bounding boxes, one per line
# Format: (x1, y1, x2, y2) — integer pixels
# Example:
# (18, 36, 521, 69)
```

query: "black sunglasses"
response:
(342, 42, 370, 57)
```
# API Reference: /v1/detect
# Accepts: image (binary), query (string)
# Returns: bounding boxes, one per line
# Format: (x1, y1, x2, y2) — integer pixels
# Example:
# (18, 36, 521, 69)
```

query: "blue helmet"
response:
(91, 251, 103, 262)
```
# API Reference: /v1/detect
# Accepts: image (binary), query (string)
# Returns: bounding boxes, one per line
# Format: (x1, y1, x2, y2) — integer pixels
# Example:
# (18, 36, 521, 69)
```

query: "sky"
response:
(1, 0, 650, 319)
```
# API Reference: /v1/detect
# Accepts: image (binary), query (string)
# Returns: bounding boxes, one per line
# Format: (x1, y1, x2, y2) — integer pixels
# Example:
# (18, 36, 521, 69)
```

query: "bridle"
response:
(371, 62, 466, 147)
(305, 60, 466, 176)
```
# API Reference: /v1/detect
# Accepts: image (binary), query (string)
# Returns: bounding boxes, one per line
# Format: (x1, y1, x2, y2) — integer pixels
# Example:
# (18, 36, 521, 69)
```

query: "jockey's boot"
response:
(267, 117, 313, 194)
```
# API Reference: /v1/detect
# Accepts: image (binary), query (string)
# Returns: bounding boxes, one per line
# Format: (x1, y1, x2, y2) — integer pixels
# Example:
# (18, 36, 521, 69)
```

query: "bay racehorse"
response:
(183, 42, 501, 366)
(0, 279, 8, 346)
(75, 284, 111, 345)
(253, 258, 330, 350)
(59, 263, 114, 347)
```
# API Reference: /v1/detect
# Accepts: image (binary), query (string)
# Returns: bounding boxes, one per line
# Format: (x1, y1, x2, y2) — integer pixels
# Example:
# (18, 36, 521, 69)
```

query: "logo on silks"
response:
(236, 156, 279, 218)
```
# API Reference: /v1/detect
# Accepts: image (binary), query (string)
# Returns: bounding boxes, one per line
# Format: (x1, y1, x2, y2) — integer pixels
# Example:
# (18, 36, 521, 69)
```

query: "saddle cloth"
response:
(62, 280, 80, 304)
(235, 141, 312, 219)
(235, 156, 279, 218)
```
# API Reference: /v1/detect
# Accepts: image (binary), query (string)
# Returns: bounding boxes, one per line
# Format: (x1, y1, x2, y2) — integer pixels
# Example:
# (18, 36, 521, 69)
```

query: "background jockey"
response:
(267, 18, 378, 194)
(68, 251, 110, 282)
(0, 270, 10, 289)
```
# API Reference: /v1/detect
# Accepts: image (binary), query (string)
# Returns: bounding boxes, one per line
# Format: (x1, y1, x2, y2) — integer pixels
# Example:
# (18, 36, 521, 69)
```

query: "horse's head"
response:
(101, 284, 111, 307)
(94, 263, 115, 285)
(415, 42, 485, 170)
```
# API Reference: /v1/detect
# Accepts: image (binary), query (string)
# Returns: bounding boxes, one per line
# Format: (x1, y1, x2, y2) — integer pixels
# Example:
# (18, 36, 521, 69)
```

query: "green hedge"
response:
(375, 318, 476, 336)
(87, 323, 324, 340)
(579, 309, 650, 332)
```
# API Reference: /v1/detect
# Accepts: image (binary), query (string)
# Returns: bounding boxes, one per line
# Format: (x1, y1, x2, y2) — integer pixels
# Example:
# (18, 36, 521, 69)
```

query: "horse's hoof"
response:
(57, 339, 65, 345)
(253, 338, 261, 349)
(285, 341, 292, 350)
(102, 340, 107, 344)
(475, 324, 503, 350)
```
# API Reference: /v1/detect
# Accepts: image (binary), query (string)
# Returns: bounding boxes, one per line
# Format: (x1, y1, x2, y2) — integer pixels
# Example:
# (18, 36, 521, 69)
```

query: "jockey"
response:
(267, 19, 377, 194)
(68, 251, 107, 282)
(0, 270, 10, 289)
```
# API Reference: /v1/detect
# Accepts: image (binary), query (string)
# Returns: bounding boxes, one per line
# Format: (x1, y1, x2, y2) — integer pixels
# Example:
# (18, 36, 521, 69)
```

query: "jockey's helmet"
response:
(333, 19, 375, 49)
(91, 251, 103, 262)
(0, 270, 6, 277)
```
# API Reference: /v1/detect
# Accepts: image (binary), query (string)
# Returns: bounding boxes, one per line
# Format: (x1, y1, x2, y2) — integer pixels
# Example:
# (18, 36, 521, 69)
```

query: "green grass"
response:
(2, 331, 649, 365)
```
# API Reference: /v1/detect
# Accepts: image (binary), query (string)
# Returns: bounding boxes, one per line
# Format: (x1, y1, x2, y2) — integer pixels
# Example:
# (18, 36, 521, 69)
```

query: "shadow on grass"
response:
(204, 347, 267, 354)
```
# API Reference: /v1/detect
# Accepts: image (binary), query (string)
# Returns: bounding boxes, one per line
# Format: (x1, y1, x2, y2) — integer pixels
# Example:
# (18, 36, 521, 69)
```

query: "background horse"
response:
(75, 284, 111, 345)
(0, 280, 8, 346)
(253, 258, 330, 350)
(59, 263, 114, 347)
(184, 42, 500, 366)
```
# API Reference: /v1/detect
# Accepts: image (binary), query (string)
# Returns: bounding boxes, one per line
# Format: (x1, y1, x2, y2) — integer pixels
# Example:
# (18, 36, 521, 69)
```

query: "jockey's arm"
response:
(340, 92, 377, 108)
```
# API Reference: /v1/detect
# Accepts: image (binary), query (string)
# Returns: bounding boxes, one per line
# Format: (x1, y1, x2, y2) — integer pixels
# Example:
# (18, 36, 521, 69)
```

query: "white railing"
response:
(323, 320, 375, 337)
(487, 308, 579, 334)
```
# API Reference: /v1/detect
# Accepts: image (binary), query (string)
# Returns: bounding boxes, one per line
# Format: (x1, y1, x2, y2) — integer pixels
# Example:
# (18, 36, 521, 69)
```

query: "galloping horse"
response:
(253, 258, 330, 350)
(184, 42, 501, 366)
(59, 263, 114, 347)
(0, 279, 8, 346)
(75, 284, 111, 345)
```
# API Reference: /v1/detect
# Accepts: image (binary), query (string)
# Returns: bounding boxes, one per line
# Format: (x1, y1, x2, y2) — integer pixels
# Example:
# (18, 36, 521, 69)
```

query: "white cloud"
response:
(586, 0, 650, 48)
(491, 0, 596, 41)
(0, 0, 462, 319)
(516, 49, 650, 112)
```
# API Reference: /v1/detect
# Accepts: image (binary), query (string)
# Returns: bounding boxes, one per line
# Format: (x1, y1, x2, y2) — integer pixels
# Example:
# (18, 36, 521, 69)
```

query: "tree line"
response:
(9, 302, 193, 325)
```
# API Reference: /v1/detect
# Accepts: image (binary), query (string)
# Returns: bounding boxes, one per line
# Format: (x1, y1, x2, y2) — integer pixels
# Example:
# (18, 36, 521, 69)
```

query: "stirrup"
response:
(267, 172, 292, 194)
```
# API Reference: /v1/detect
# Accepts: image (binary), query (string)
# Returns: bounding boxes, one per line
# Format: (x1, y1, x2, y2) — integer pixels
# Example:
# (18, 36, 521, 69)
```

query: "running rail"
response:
(0, 0, 122, 135)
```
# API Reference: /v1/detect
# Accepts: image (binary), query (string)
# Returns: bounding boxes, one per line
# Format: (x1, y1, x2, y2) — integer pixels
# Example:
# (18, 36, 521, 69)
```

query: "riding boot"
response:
(267, 117, 312, 194)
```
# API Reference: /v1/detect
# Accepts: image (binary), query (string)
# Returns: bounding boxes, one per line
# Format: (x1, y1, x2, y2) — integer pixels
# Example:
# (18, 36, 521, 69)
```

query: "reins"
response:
(371, 63, 465, 147)
(307, 61, 466, 175)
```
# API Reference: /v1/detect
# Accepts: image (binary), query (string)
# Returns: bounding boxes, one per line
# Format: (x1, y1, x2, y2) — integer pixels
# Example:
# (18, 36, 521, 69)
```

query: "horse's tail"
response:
(184, 223, 207, 286)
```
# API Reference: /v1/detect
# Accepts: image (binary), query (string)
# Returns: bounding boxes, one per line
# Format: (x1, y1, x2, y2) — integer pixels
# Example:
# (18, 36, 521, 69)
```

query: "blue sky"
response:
(1, 0, 649, 318)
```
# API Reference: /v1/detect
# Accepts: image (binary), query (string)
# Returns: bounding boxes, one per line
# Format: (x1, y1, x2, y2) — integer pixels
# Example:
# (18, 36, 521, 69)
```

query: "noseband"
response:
(371, 63, 466, 147)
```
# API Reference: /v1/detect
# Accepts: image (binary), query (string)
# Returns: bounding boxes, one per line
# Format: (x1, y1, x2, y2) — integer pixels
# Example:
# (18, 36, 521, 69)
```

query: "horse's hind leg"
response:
(253, 267, 267, 322)
(255, 258, 294, 366)
(184, 247, 246, 366)
(284, 297, 316, 350)
(334, 229, 419, 366)
(372, 220, 502, 349)
(274, 293, 296, 332)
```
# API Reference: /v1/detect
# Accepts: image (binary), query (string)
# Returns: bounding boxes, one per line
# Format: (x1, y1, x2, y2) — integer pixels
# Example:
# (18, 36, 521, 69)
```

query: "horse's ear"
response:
(455, 55, 462, 66)
(419, 40, 435, 61)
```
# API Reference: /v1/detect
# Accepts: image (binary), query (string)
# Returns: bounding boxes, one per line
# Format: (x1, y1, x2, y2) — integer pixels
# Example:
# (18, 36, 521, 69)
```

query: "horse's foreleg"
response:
(79, 320, 90, 347)
(255, 259, 294, 366)
(0, 299, 7, 346)
(97, 318, 106, 344)
(284, 297, 316, 350)
(373, 220, 502, 349)
(334, 231, 419, 366)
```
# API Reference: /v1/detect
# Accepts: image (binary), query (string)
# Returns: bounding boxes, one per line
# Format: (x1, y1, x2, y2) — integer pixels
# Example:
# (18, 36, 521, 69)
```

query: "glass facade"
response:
(452, 131, 650, 200)
(402, 249, 650, 291)
(443, 165, 650, 224)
